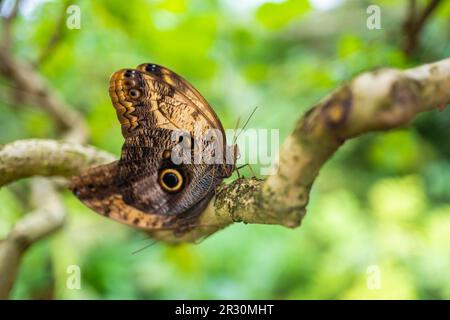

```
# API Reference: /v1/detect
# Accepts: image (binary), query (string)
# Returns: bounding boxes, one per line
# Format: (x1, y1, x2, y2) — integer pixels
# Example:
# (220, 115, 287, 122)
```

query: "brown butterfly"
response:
(70, 63, 237, 234)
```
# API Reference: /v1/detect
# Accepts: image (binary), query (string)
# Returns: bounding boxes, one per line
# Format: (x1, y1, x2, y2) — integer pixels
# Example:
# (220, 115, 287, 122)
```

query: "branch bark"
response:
(0, 179, 64, 298)
(1, 58, 449, 243)
(0, 139, 115, 187)
(0, 141, 112, 298)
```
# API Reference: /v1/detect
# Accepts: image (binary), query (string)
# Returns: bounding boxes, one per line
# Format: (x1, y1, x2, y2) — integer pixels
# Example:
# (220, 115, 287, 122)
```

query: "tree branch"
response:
(403, 0, 443, 56)
(0, 140, 111, 298)
(0, 179, 65, 299)
(35, 0, 73, 66)
(0, 4, 90, 297)
(0, 0, 19, 52)
(0, 47, 89, 143)
(1, 58, 449, 243)
(0, 139, 115, 187)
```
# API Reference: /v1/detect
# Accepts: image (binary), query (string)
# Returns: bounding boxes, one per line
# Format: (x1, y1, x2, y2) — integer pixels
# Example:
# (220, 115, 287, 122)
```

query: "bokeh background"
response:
(1, 0, 450, 299)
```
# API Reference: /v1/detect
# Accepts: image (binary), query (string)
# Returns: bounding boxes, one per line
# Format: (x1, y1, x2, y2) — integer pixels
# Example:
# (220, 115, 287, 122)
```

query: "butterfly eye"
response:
(129, 89, 141, 99)
(159, 168, 183, 193)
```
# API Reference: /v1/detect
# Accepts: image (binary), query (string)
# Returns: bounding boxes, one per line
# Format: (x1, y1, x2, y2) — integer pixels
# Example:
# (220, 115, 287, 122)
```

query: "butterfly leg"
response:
(236, 163, 257, 178)
(235, 166, 241, 179)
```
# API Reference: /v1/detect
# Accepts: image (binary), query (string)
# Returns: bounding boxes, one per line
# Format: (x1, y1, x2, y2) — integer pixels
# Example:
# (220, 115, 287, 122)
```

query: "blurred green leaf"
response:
(256, 0, 310, 29)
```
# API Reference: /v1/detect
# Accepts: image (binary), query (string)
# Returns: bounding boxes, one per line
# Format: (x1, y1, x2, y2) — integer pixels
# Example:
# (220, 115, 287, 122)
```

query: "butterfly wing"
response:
(71, 66, 233, 232)
(115, 127, 221, 216)
(136, 63, 237, 174)
(109, 68, 223, 141)
(109, 67, 233, 173)
(70, 161, 178, 231)
(136, 63, 226, 135)
(70, 130, 220, 232)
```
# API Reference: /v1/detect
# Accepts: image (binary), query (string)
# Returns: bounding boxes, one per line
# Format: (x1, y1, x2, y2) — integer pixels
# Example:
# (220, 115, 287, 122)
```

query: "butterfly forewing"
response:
(136, 63, 225, 135)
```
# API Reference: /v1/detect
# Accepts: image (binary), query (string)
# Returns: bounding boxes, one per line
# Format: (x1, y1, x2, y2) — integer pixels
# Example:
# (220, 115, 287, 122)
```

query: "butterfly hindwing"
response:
(70, 161, 175, 230)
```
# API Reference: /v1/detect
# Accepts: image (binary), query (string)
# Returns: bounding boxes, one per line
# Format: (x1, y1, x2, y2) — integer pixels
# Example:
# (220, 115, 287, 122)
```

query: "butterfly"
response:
(70, 63, 237, 233)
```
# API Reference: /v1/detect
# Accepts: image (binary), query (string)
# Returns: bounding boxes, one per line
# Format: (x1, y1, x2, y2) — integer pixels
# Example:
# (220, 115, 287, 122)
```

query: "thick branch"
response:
(1, 58, 450, 244)
(0, 139, 112, 298)
(168, 57, 450, 242)
(0, 139, 115, 187)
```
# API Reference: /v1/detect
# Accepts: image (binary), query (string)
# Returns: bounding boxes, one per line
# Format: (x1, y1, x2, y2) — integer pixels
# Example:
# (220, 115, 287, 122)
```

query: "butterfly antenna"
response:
(154, 222, 222, 232)
(131, 222, 222, 251)
(233, 106, 258, 144)
(132, 239, 159, 255)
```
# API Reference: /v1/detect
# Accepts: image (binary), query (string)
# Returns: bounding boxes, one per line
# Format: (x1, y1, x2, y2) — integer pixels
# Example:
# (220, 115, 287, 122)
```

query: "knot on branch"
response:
(377, 76, 422, 128)
(321, 86, 353, 129)
(296, 85, 353, 147)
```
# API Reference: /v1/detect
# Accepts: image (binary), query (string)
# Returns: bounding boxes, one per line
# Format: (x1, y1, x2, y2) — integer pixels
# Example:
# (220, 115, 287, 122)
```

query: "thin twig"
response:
(1, 0, 19, 51)
(35, 0, 73, 66)
(0, 47, 89, 142)
(403, 0, 443, 56)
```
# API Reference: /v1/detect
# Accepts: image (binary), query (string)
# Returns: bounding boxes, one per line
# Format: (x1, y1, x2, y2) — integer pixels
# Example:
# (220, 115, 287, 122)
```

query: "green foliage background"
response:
(0, 0, 449, 299)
